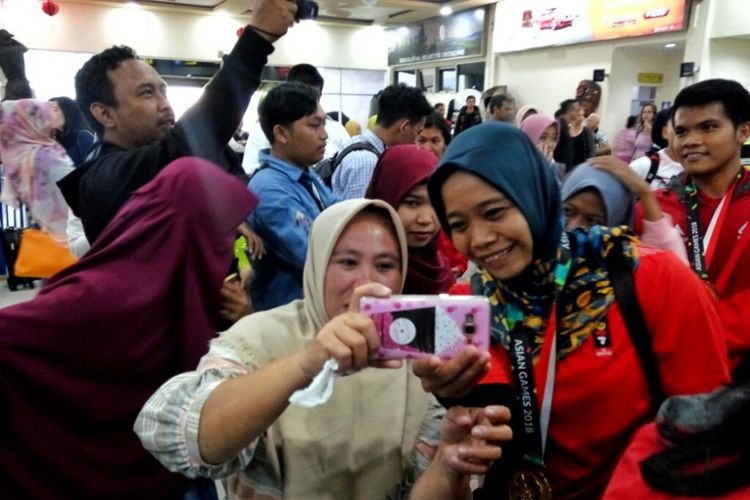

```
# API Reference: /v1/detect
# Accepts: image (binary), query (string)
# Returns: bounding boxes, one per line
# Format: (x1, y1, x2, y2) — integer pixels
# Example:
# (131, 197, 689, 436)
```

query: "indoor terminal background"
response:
(0, 0, 748, 159)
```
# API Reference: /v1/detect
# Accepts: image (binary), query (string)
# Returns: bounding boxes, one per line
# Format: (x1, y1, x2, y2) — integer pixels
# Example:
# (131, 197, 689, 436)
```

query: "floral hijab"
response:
(0, 99, 74, 239)
(428, 122, 639, 360)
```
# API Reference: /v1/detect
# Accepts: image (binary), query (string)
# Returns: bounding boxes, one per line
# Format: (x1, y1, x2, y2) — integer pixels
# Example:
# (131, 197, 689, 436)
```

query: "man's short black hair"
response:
(652, 108, 672, 149)
(489, 94, 512, 112)
(287, 63, 324, 94)
(259, 82, 319, 144)
(672, 79, 750, 128)
(75, 45, 139, 136)
(375, 83, 432, 128)
(424, 112, 451, 146)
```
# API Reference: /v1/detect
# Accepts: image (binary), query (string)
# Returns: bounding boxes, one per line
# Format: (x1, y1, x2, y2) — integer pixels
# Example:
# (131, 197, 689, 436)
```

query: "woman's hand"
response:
(237, 222, 266, 260)
(294, 283, 400, 380)
(537, 141, 554, 163)
(642, 120, 653, 135)
(250, 0, 298, 41)
(219, 277, 252, 323)
(412, 347, 491, 398)
(588, 155, 664, 222)
(587, 156, 650, 198)
(437, 405, 512, 476)
(297, 312, 380, 379)
(408, 405, 512, 499)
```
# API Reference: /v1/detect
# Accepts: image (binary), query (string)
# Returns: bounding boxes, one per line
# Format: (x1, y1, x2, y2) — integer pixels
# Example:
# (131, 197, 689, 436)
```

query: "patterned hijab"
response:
(0, 99, 74, 239)
(303, 198, 409, 331)
(365, 144, 455, 294)
(428, 122, 639, 360)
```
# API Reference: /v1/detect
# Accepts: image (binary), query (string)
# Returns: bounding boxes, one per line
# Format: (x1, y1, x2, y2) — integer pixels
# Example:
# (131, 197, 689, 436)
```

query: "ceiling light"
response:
(440, 6, 453, 16)
(665, 43, 677, 48)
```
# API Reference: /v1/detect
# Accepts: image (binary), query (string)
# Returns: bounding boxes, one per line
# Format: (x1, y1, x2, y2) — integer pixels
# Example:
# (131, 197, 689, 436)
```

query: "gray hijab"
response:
(560, 163, 634, 227)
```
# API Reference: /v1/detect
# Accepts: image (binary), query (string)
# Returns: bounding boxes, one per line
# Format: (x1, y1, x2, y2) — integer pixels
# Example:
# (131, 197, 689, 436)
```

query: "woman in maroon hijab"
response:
(0, 157, 257, 498)
(365, 144, 455, 294)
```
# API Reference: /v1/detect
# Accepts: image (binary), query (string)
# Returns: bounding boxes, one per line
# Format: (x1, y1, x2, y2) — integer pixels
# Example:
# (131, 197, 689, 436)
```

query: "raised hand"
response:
(249, 0, 298, 41)
(294, 283, 398, 380)
(412, 346, 491, 398)
(408, 405, 512, 499)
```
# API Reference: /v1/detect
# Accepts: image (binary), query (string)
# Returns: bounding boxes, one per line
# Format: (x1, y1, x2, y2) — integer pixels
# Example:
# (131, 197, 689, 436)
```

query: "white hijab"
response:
(303, 198, 408, 331)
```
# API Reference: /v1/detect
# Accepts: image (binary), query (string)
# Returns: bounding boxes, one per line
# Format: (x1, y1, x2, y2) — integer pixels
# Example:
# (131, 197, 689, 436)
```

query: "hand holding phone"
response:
(360, 295, 490, 360)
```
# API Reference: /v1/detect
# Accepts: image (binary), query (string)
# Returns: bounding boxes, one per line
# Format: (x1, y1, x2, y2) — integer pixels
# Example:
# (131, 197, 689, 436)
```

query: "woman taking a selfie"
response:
(412, 123, 730, 499)
(137, 199, 446, 499)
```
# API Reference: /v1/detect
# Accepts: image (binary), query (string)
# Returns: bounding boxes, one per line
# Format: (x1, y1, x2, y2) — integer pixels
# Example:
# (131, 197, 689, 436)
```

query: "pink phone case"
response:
(360, 295, 491, 359)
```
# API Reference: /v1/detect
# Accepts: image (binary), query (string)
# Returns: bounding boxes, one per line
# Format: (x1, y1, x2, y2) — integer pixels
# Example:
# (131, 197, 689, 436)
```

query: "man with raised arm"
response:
(58, 0, 296, 245)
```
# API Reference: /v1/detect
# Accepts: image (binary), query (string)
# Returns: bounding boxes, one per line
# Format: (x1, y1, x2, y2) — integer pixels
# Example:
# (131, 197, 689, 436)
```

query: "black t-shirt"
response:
(59, 28, 271, 244)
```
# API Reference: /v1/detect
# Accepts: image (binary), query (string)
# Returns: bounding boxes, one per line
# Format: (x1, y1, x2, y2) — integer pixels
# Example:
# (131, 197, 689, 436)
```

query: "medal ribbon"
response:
(505, 233, 572, 466)
(684, 173, 739, 281)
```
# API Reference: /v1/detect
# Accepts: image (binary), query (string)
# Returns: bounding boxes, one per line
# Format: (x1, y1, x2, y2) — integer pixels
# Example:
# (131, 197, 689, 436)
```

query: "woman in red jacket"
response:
(412, 123, 730, 499)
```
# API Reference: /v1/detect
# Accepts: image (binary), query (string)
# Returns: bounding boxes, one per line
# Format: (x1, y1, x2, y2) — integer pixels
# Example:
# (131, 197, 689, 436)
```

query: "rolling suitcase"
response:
(0, 185, 37, 291)
(0, 226, 36, 291)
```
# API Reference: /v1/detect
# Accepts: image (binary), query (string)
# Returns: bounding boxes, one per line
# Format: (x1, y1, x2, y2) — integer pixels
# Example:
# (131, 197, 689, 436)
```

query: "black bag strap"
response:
(332, 140, 380, 168)
(645, 149, 661, 184)
(247, 161, 270, 183)
(605, 245, 666, 408)
(473, 261, 663, 407)
(82, 139, 103, 163)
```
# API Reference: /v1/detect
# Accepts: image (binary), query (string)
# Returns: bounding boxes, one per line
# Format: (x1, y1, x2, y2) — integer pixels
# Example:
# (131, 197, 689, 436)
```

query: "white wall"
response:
(495, 41, 616, 121)
(709, 38, 750, 90)
(606, 47, 683, 139)
(681, 0, 714, 84)
(0, 0, 387, 69)
(710, 0, 750, 39)
(493, 33, 685, 141)
(705, 0, 750, 87)
(485, 0, 750, 140)
(675, 0, 750, 85)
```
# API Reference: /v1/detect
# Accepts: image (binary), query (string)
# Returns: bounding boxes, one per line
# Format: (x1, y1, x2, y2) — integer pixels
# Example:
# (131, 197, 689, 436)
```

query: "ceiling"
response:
(64, 0, 497, 26)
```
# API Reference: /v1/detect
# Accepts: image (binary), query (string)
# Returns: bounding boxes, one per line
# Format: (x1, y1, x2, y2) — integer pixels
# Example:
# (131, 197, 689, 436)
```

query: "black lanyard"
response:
(682, 173, 739, 282)
(683, 181, 709, 280)
(504, 233, 572, 467)
(300, 172, 326, 212)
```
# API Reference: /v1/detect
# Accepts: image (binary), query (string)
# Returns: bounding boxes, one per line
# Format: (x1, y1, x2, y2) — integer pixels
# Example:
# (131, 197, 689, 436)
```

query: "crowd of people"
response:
(0, 0, 749, 498)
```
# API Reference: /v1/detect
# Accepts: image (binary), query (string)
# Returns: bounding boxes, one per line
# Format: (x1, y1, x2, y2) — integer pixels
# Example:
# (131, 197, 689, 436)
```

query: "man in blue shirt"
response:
(248, 82, 339, 311)
(332, 83, 433, 200)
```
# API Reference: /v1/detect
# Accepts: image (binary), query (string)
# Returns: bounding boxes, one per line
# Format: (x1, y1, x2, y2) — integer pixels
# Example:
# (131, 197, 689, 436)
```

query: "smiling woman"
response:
(415, 122, 730, 499)
(136, 199, 442, 500)
(365, 144, 455, 293)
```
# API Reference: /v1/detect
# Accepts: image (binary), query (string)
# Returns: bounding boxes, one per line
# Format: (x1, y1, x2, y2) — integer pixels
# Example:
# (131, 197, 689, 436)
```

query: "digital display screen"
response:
(493, 0, 688, 53)
(388, 8, 486, 65)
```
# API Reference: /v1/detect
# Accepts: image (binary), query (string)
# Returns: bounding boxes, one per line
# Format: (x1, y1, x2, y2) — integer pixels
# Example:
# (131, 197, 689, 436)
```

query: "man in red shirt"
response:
(635, 79, 750, 372)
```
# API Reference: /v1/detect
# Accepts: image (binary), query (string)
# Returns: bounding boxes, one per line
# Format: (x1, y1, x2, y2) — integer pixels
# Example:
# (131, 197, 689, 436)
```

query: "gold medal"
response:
(508, 465, 552, 500)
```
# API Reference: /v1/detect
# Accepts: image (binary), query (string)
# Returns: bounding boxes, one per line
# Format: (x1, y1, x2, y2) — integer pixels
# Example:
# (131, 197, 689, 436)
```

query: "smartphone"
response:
(360, 295, 491, 360)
